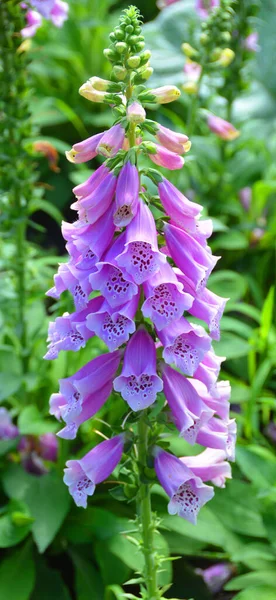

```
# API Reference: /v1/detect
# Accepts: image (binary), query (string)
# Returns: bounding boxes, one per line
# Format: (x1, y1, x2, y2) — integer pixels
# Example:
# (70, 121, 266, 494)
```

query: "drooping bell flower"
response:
(71, 169, 117, 224)
(57, 381, 113, 440)
(194, 349, 225, 394)
(44, 296, 103, 360)
(64, 435, 124, 507)
(207, 115, 240, 141)
(176, 271, 228, 341)
(21, 10, 42, 37)
(165, 223, 219, 291)
(85, 293, 139, 352)
(28, 0, 55, 19)
(50, 350, 122, 422)
(46, 262, 92, 311)
(96, 123, 125, 158)
(50, 0, 68, 27)
(158, 317, 211, 376)
(0, 408, 18, 440)
(155, 124, 191, 155)
(62, 204, 115, 271)
(189, 378, 231, 421)
(195, 0, 220, 19)
(158, 178, 202, 230)
(89, 233, 138, 308)
(154, 447, 214, 524)
(161, 364, 214, 443)
(113, 327, 163, 411)
(113, 161, 140, 227)
(142, 262, 193, 330)
(196, 418, 236, 461)
(116, 199, 166, 284)
(18, 432, 58, 476)
(73, 164, 110, 200)
(39, 433, 58, 462)
(149, 144, 184, 170)
(181, 448, 232, 488)
(66, 131, 105, 164)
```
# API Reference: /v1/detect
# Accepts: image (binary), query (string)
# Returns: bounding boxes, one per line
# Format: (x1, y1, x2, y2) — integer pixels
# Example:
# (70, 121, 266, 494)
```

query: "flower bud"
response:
(139, 49, 151, 65)
(181, 43, 198, 58)
(135, 41, 145, 52)
(115, 41, 127, 54)
(127, 55, 141, 68)
(114, 27, 124, 40)
(112, 65, 127, 80)
(217, 48, 235, 67)
(88, 76, 122, 93)
(133, 67, 153, 84)
(127, 101, 146, 124)
(79, 81, 109, 102)
(140, 85, 181, 105)
(103, 48, 117, 61)
(182, 82, 199, 94)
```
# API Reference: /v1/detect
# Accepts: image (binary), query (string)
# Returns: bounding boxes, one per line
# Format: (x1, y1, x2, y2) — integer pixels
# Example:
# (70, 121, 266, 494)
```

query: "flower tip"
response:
(65, 149, 77, 163)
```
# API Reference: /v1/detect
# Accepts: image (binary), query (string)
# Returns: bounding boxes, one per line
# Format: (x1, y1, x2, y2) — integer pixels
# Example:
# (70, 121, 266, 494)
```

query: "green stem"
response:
(137, 415, 158, 599)
(186, 69, 204, 137)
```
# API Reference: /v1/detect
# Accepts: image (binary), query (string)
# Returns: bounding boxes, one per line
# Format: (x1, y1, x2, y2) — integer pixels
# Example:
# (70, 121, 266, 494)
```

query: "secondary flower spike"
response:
(46, 7, 233, 565)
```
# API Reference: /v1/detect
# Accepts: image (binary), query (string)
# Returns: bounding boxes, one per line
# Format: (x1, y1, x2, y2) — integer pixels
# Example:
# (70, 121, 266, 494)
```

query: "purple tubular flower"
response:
(116, 199, 166, 284)
(113, 162, 140, 227)
(207, 115, 240, 141)
(21, 10, 42, 37)
(181, 448, 232, 488)
(39, 433, 58, 462)
(73, 164, 110, 199)
(113, 327, 163, 411)
(158, 317, 211, 376)
(57, 381, 112, 440)
(165, 223, 219, 292)
(149, 144, 184, 170)
(154, 448, 214, 524)
(196, 418, 236, 461)
(50, 0, 68, 27)
(96, 123, 125, 158)
(194, 349, 225, 393)
(28, 0, 55, 19)
(86, 293, 139, 351)
(195, 0, 220, 19)
(66, 132, 105, 164)
(44, 296, 103, 360)
(189, 378, 231, 421)
(62, 205, 115, 271)
(64, 435, 124, 507)
(176, 271, 228, 341)
(161, 364, 214, 443)
(142, 262, 193, 330)
(0, 408, 18, 440)
(158, 178, 202, 229)
(90, 234, 138, 308)
(155, 124, 190, 155)
(50, 350, 122, 422)
(46, 263, 92, 310)
(71, 169, 117, 224)
(127, 101, 146, 124)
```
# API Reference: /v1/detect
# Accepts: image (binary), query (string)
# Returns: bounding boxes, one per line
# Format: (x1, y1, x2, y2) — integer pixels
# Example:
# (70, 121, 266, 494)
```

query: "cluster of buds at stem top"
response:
(46, 5, 235, 522)
(21, 0, 69, 38)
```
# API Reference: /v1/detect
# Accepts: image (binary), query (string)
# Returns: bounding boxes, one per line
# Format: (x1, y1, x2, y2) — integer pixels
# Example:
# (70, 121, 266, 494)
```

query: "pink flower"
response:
(195, 0, 220, 19)
(21, 10, 42, 37)
(244, 32, 260, 52)
(207, 115, 240, 141)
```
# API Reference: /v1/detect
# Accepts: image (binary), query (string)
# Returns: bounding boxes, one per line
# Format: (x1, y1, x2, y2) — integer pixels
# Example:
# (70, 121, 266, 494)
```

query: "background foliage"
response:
(0, 1, 276, 599)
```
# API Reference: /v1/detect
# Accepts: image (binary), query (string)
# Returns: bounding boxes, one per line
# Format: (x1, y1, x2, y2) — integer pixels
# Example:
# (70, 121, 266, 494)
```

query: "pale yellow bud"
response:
(182, 82, 198, 95)
(218, 48, 235, 67)
(79, 81, 108, 102)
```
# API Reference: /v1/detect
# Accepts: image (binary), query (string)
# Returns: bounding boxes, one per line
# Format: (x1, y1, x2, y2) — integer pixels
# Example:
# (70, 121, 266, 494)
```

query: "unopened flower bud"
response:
(79, 80, 109, 102)
(182, 82, 199, 94)
(217, 48, 235, 67)
(140, 49, 151, 65)
(211, 47, 223, 61)
(103, 48, 117, 61)
(200, 32, 209, 44)
(142, 85, 181, 105)
(115, 41, 127, 54)
(127, 55, 141, 68)
(112, 65, 127, 80)
(221, 31, 231, 43)
(207, 114, 240, 140)
(114, 27, 124, 40)
(135, 41, 145, 52)
(127, 101, 146, 124)
(181, 43, 198, 58)
(88, 76, 121, 93)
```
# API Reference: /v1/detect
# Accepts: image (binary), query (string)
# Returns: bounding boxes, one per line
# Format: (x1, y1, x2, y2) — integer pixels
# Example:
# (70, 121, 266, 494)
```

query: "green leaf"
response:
(18, 405, 57, 435)
(0, 541, 35, 600)
(105, 585, 126, 600)
(0, 500, 33, 548)
(212, 231, 248, 251)
(28, 199, 63, 225)
(210, 481, 266, 538)
(70, 551, 104, 600)
(231, 543, 276, 566)
(63, 507, 132, 544)
(0, 372, 22, 402)
(233, 587, 276, 600)
(225, 570, 276, 591)
(3, 466, 70, 552)
(236, 445, 276, 487)
(208, 270, 248, 302)
(260, 287, 275, 343)
(213, 332, 250, 360)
